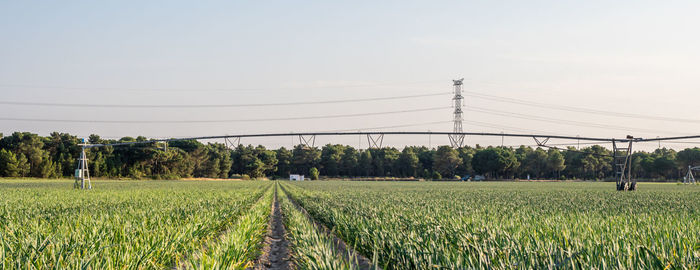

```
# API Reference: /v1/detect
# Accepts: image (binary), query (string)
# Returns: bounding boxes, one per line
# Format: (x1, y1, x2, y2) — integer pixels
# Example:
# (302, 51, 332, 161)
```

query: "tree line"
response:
(0, 132, 698, 181)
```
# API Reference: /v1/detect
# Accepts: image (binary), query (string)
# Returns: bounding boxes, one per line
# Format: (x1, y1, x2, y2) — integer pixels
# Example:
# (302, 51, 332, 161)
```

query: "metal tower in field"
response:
(74, 140, 91, 190)
(448, 78, 465, 148)
(685, 165, 698, 184)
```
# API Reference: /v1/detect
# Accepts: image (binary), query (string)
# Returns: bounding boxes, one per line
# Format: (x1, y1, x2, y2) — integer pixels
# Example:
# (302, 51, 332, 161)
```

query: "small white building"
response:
(289, 174, 305, 181)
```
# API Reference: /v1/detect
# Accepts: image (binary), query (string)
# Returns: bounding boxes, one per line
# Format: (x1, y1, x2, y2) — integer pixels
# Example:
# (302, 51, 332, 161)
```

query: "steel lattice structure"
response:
(69, 78, 700, 191)
(448, 79, 465, 148)
(73, 130, 700, 191)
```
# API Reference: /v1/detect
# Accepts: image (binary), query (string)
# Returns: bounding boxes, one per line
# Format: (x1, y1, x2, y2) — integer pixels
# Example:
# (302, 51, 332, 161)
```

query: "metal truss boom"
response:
(298, 135, 316, 147)
(74, 131, 700, 191)
(367, 134, 384, 148)
(83, 131, 624, 148)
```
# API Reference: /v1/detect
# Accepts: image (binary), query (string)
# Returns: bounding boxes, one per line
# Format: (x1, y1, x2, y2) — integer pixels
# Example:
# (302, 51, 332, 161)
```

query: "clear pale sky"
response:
(1, 1, 699, 150)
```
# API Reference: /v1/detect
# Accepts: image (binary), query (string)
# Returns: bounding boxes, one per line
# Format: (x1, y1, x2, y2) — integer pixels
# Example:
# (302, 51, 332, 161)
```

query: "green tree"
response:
(580, 145, 612, 180)
(358, 150, 372, 176)
(256, 146, 278, 177)
(415, 146, 434, 173)
(367, 148, 401, 177)
(676, 147, 700, 170)
(631, 152, 650, 179)
(455, 147, 475, 177)
(397, 147, 420, 177)
(321, 144, 344, 177)
(431, 170, 442, 180)
(309, 167, 319, 180)
(292, 145, 321, 175)
(275, 147, 293, 177)
(547, 148, 566, 179)
(44, 132, 81, 176)
(651, 148, 677, 179)
(523, 148, 548, 178)
(231, 145, 266, 178)
(369, 149, 386, 176)
(472, 147, 518, 179)
(16, 153, 30, 177)
(0, 132, 50, 177)
(340, 147, 359, 176)
(433, 146, 461, 178)
(0, 149, 20, 177)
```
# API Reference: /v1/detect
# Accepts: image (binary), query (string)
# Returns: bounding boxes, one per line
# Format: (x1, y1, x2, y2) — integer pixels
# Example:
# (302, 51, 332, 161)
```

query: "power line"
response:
(0, 80, 443, 92)
(466, 106, 690, 136)
(0, 106, 450, 124)
(464, 91, 700, 124)
(652, 141, 700, 145)
(324, 121, 452, 132)
(463, 119, 564, 135)
(0, 92, 450, 108)
(86, 121, 455, 139)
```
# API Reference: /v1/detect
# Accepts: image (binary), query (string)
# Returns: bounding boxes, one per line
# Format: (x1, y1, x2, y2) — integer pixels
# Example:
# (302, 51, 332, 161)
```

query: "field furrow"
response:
(279, 183, 372, 270)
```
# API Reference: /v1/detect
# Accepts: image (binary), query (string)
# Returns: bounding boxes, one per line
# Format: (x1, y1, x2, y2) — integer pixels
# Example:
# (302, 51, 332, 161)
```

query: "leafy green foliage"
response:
(0, 131, 697, 180)
(278, 184, 358, 269)
(184, 185, 273, 269)
(309, 167, 320, 180)
(285, 181, 700, 269)
(433, 146, 461, 178)
(0, 149, 20, 177)
(0, 179, 271, 268)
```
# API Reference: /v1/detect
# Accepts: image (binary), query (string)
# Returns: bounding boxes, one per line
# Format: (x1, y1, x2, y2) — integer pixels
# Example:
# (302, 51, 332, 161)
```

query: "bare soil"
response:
(252, 188, 293, 270)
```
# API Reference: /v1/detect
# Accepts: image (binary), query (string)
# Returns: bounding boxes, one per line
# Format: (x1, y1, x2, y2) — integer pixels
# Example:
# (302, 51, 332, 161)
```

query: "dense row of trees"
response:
(0, 132, 698, 181)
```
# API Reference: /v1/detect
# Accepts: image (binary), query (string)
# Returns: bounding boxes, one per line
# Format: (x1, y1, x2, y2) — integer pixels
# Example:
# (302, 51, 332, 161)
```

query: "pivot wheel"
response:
(617, 181, 630, 191)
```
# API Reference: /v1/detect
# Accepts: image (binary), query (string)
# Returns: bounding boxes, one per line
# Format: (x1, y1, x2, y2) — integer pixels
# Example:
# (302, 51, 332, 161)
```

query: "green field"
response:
(282, 181, 700, 269)
(1, 180, 698, 269)
(0, 180, 273, 269)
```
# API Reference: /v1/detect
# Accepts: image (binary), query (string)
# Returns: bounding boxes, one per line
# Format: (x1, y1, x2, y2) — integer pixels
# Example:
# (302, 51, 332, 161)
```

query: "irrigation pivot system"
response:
(684, 165, 699, 184)
(73, 131, 700, 191)
(68, 78, 700, 191)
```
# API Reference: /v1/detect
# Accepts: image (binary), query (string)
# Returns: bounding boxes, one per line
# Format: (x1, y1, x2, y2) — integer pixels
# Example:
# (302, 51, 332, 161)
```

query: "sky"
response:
(1, 0, 699, 150)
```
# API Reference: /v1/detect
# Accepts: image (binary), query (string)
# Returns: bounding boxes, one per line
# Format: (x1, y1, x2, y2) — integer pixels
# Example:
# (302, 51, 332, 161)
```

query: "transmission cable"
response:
(0, 80, 443, 92)
(466, 106, 690, 136)
(324, 121, 452, 132)
(462, 119, 565, 135)
(0, 92, 450, 108)
(0, 106, 450, 124)
(464, 91, 700, 124)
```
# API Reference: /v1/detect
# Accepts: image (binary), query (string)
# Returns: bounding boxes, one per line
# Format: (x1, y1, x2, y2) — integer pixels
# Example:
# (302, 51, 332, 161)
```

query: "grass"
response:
(283, 181, 700, 269)
(0, 179, 271, 269)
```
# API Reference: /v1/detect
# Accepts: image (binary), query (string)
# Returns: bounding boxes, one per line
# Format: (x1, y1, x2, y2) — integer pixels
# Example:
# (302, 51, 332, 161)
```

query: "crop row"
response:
(183, 184, 273, 269)
(0, 180, 271, 269)
(283, 181, 700, 269)
(278, 183, 362, 269)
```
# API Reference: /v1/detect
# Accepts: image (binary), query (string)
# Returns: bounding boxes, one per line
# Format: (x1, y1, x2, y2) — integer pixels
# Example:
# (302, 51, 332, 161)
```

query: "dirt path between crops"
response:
(279, 184, 375, 270)
(252, 186, 293, 270)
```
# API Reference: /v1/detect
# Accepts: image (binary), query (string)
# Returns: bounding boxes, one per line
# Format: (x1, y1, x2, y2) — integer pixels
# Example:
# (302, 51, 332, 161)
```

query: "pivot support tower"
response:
(613, 136, 636, 191)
